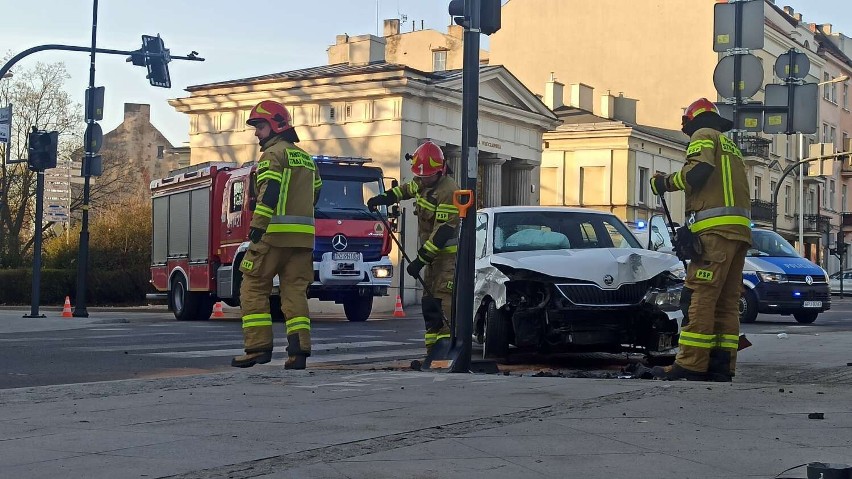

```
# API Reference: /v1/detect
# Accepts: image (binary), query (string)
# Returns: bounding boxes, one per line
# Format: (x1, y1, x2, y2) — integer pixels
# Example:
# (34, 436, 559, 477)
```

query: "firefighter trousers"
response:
(239, 241, 313, 356)
(421, 252, 454, 352)
(676, 232, 750, 376)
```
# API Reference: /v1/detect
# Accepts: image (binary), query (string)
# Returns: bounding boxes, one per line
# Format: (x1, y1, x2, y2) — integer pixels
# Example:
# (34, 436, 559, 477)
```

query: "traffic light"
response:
(448, 0, 502, 35)
(27, 128, 58, 172)
(142, 35, 171, 88)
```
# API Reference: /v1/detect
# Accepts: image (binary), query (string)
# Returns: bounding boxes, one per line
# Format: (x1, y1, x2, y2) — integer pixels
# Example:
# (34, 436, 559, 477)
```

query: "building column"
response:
(480, 153, 508, 207)
(443, 144, 462, 180)
(503, 159, 537, 206)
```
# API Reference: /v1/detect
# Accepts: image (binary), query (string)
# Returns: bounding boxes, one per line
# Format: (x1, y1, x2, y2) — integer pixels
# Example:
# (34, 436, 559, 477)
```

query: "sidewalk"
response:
(1, 312, 851, 478)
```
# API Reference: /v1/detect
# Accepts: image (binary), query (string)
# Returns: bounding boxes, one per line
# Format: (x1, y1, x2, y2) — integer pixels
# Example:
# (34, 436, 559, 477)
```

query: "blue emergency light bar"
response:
(312, 155, 372, 165)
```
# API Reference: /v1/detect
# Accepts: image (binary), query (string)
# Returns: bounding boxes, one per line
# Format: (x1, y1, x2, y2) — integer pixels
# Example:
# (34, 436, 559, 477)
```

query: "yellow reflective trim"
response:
(689, 215, 751, 233)
(696, 269, 714, 281)
(242, 313, 272, 329)
(287, 324, 310, 333)
(721, 154, 734, 206)
(440, 245, 458, 253)
(672, 171, 685, 190)
(277, 169, 292, 215)
(436, 333, 451, 340)
(243, 313, 271, 321)
(254, 205, 273, 218)
(680, 331, 716, 341)
(243, 320, 273, 328)
(423, 241, 439, 253)
(267, 224, 316, 234)
(437, 204, 459, 213)
(241, 259, 254, 270)
(286, 316, 311, 326)
(678, 339, 715, 349)
(258, 171, 283, 182)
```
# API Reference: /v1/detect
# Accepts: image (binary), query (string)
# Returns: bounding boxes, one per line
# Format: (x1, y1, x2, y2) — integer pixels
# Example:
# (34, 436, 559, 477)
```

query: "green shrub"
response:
(0, 268, 152, 306)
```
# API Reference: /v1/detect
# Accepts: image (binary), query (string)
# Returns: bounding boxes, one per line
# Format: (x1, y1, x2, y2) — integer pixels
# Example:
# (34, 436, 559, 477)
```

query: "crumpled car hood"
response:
(475, 249, 680, 309)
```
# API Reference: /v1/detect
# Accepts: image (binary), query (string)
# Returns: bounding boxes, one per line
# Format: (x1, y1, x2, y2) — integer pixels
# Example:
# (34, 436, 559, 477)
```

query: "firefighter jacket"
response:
(388, 175, 460, 264)
(652, 127, 751, 244)
(251, 135, 323, 249)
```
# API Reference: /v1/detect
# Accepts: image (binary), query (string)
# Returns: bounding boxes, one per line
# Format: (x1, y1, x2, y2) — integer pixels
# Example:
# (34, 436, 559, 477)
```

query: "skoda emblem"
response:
(805, 275, 813, 285)
(331, 234, 348, 251)
(603, 275, 614, 286)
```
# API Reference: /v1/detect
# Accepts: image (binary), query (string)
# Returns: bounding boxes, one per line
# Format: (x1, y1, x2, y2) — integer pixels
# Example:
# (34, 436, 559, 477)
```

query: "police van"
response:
(739, 228, 829, 324)
(629, 222, 830, 324)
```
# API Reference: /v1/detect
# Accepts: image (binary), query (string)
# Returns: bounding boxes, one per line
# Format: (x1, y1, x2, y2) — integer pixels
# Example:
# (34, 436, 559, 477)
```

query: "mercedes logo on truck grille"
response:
(332, 234, 348, 251)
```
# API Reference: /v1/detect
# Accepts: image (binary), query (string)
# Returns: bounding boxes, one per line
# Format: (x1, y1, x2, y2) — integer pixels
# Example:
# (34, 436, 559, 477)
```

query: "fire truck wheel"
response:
(343, 295, 373, 322)
(170, 275, 207, 321)
(269, 296, 285, 322)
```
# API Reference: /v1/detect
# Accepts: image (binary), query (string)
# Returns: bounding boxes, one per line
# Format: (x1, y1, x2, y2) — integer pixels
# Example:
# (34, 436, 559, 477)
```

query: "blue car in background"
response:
(739, 228, 830, 324)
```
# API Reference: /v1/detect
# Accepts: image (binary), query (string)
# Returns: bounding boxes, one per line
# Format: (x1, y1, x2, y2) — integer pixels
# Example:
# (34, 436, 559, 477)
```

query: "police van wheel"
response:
(793, 312, 818, 324)
(738, 290, 758, 324)
(344, 296, 373, 322)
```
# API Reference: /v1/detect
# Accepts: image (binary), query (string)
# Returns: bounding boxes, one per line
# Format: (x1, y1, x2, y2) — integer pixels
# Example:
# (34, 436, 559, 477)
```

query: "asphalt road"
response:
(1, 299, 850, 389)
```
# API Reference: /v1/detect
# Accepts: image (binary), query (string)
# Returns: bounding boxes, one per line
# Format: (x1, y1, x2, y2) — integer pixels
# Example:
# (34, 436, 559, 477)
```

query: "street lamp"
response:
(796, 74, 850, 259)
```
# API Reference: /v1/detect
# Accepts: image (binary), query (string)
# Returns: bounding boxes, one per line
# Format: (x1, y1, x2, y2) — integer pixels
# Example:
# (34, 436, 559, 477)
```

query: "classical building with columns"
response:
(168, 36, 558, 310)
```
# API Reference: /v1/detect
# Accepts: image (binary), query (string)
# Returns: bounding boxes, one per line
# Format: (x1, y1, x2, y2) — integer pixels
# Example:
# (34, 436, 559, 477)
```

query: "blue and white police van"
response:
(629, 222, 830, 324)
(739, 228, 829, 324)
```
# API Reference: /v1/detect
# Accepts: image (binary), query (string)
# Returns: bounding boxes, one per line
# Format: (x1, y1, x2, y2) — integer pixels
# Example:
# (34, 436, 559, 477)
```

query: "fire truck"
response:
(149, 156, 396, 322)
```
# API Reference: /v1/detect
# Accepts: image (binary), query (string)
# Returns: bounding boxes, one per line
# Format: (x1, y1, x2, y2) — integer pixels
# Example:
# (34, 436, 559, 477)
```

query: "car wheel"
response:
(738, 290, 758, 324)
(343, 295, 373, 322)
(483, 300, 509, 360)
(793, 312, 818, 324)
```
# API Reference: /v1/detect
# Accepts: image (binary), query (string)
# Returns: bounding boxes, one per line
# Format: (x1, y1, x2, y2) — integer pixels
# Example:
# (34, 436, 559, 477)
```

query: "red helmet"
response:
(681, 98, 719, 126)
(410, 141, 446, 177)
(247, 100, 293, 134)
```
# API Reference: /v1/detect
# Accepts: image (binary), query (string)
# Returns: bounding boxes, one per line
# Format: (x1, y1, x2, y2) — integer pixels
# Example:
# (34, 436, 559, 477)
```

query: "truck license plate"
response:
(332, 252, 361, 261)
(803, 301, 822, 308)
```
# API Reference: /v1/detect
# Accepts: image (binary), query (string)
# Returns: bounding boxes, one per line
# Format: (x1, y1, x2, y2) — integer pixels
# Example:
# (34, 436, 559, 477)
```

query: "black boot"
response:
(285, 334, 309, 370)
(231, 350, 272, 368)
(707, 350, 733, 382)
(284, 354, 307, 370)
(650, 363, 709, 381)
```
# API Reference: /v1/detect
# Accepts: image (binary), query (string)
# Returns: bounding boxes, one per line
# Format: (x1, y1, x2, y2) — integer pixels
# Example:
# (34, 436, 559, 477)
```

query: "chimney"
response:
(383, 19, 400, 37)
(569, 83, 594, 112)
(613, 93, 638, 124)
(448, 24, 464, 39)
(124, 103, 151, 122)
(543, 73, 564, 110)
(793, 12, 802, 22)
(329, 34, 386, 66)
(600, 91, 616, 119)
(783, 6, 794, 16)
(821, 23, 833, 35)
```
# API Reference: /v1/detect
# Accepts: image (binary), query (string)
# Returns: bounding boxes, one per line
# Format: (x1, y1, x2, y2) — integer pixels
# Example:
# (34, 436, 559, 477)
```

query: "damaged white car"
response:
(473, 206, 683, 361)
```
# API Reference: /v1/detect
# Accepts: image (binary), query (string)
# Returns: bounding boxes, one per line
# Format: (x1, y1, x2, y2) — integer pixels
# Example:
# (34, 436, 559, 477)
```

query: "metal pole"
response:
(24, 172, 46, 318)
(732, 0, 743, 149)
(3, 104, 9, 165)
(73, 0, 97, 318)
(449, 0, 481, 373)
(799, 133, 805, 256)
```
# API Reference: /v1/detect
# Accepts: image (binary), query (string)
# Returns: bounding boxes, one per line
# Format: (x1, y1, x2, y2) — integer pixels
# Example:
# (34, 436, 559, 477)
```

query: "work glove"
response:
(367, 194, 393, 212)
(406, 257, 425, 279)
(249, 227, 264, 244)
(650, 174, 668, 196)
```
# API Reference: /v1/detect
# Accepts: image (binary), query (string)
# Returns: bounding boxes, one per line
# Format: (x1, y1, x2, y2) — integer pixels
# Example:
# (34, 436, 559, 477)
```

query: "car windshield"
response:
(315, 177, 383, 220)
(747, 229, 799, 258)
(493, 211, 641, 253)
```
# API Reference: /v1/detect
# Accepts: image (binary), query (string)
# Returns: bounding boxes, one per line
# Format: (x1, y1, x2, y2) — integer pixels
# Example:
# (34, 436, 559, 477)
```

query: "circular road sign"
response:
(714, 54, 764, 99)
(774, 51, 811, 80)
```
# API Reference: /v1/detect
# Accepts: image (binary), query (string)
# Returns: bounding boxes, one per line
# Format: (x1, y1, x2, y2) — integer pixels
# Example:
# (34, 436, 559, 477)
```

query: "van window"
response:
(747, 230, 798, 258)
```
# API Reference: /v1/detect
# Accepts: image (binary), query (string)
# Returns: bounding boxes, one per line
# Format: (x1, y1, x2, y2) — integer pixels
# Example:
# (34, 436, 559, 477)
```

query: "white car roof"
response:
(478, 206, 615, 216)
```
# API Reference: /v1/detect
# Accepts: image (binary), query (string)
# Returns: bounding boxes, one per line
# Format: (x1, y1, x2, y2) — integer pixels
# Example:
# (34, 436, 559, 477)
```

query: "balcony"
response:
(797, 214, 832, 234)
(750, 199, 774, 224)
(843, 213, 852, 228)
(740, 135, 772, 164)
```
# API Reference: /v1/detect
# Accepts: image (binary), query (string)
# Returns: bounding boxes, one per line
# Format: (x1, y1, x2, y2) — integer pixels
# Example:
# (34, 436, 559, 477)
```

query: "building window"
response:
(654, 171, 665, 207)
(844, 83, 849, 109)
(844, 132, 850, 152)
(754, 176, 762, 199)
(157, 145, 165, 160)
(830, 126, 837, 147)
(832, 81, 838, 103)
(230, 181, 244, 213)
(830, 179, 836, 210)
(638, 167, 649, 204)
(824, 73, 831, 100)
(843, 184, 848, 213)
(432, 50, 447, 72)
(770, 180, 777, 200)
(823, 123, 829, 143)
(329, 106, 336, 121)
(785, 136, 791, 159)
(784, 185, 791, 214)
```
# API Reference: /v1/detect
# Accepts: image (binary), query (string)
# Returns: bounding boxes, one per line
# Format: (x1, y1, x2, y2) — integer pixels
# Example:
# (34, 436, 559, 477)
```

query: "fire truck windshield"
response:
(316, 177, 384, 218)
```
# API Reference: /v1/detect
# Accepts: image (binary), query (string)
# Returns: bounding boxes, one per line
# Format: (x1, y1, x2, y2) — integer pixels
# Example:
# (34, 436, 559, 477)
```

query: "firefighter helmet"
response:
(410, 141, 446, 177)
(681, 97, 733, 133)
(247, 100, 293, 134)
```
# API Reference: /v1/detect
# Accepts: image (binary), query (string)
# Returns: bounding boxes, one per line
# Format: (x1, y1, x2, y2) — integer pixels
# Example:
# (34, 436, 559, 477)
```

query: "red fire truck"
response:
(149, 156, 396, 322)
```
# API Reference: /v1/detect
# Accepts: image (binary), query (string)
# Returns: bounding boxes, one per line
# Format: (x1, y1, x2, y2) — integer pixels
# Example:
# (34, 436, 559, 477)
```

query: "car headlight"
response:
(757, 271, 787, 283)
(372, 265, 393, 279)
(644, 285, 683, 312)
(667, 264, 686, 281)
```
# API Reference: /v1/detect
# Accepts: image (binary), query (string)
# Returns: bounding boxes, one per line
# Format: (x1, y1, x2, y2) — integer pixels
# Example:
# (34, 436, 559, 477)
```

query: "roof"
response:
(552, 105, 688, 145)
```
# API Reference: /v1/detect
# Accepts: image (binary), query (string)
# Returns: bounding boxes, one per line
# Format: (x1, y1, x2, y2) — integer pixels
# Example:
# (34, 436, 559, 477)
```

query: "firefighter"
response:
(231, 100, 322, 370)
(367, 141, 459, 358)
(649, 98, 752, 382)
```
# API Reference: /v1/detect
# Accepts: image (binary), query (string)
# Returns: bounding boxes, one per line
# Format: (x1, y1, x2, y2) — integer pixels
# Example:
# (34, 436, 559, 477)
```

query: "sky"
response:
(0, 0, 848, 147)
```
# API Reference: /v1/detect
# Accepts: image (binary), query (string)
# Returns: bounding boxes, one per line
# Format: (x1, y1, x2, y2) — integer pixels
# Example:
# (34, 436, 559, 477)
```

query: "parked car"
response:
(472, 206, 684, 361)
(740, 228, 830, 324)
(828, 270, 852, 296)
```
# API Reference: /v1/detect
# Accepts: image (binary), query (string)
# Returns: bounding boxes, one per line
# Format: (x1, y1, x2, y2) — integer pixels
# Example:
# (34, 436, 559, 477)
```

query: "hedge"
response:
(0, 268, 152, 306)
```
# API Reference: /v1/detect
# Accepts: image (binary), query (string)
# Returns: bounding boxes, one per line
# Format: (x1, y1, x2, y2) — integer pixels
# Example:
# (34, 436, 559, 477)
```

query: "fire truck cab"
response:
(149, 156, 395, 322)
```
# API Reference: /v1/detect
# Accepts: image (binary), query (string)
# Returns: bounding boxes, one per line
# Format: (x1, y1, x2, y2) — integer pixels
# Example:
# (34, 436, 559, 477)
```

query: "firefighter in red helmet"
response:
(367, 141, 460, 358)
(232, 100, 322, 370)
(649, 98, 751, 381)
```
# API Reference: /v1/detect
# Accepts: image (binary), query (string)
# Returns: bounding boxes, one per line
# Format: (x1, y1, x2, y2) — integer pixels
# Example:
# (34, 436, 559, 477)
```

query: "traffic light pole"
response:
(73, 0, 99, 318)
(23, 172, 46, 318)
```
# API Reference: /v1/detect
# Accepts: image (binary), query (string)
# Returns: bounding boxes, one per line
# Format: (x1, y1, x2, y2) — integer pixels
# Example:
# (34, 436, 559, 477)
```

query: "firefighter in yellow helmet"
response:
(232, 100, 322, 370)
(367, 141, 460, 358)
(649, 98, 751, 381)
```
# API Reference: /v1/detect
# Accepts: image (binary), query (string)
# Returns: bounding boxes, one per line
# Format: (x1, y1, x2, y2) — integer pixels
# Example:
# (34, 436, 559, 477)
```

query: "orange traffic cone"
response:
(393, 295, 406, 318)
(212, 301, 225, 318)
(61, 296, 73, 318)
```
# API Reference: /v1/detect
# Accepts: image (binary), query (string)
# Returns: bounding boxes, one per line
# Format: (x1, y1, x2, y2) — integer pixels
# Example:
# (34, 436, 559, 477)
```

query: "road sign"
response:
(85, 87, 105, 121)
(716, 102, 765, 132)
(713, 53, 764, 99)
(764, 83, 818, 134)
(774, 51, 810, 80)
(85, 123, 103, 154)
(713, 0, 765, 52)
(0, 123, 9, 144)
